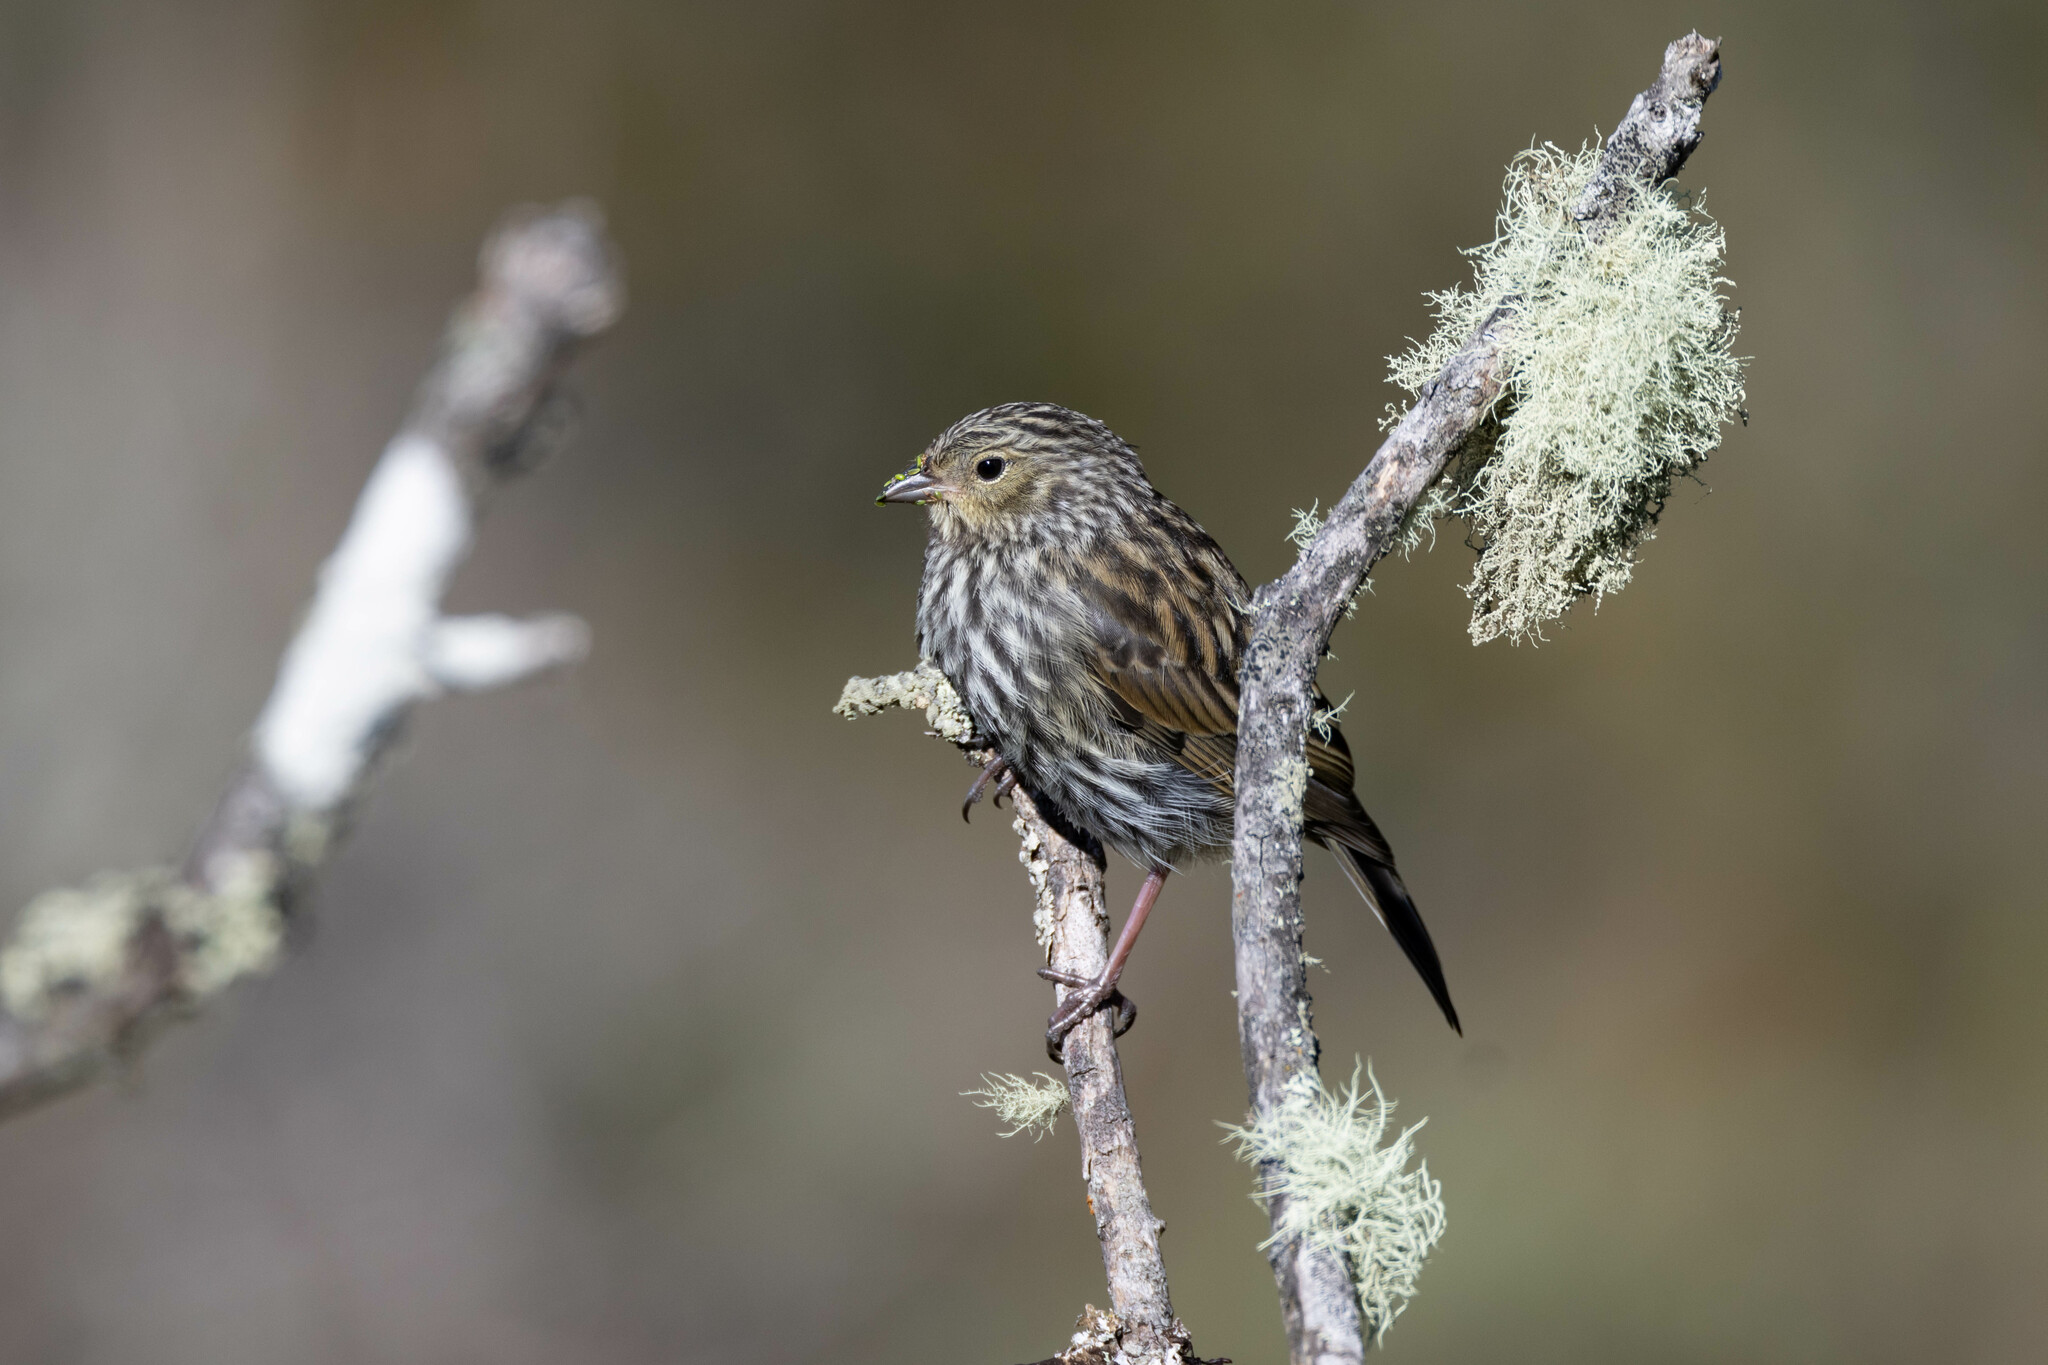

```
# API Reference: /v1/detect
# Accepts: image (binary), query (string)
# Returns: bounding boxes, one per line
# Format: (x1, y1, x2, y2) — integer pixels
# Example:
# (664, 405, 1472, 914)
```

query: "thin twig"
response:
(1009, 781, 1193, 1363)
(836, 669, 1214, 1365)
(1226, 34, 1723, 1364)
(0, 202, 623, 1122)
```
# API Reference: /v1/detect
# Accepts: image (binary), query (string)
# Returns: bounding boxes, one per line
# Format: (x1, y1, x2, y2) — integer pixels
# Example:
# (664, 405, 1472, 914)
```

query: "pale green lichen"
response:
(0, 863, 285, 1020)
(1287, 501, 1326, 551)
(1058, 1305, 1123, 1361)
(835, 662, 978, 745)
(0, 874, 150, 1019)
(964, 1071, 1071, 1140)
(1270, 752, 1313, 809)
(1223, 1060, 1445, 1341)
(1012, 815, 1060, 950)
(1309, 692, 1353, 743)
(1389, 142, 1747, 644)
(163, 854, 286, 997)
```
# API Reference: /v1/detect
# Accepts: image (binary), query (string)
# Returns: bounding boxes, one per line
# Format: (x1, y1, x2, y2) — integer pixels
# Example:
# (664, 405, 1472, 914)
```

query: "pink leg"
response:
(1040, 865, 1170, 1062)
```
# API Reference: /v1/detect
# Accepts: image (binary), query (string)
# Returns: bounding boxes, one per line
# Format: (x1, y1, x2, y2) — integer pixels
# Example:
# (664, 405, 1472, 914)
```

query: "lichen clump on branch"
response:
(834, 663, 978, 746)
(0, 861, 284, 1020)
(1223, 1061, 1445, 1339)
(1391, 143, 1747, 644)
(963, 1071, 1071, 1140)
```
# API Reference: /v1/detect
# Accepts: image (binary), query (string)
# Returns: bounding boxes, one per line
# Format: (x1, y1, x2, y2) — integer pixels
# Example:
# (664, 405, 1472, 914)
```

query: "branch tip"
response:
(427, 612, 592, 691)
(481, 200, 625, 337)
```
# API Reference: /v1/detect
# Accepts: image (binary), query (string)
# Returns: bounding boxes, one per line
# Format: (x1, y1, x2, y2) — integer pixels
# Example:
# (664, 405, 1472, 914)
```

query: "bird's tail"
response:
(1330, 842, 1462, 1035)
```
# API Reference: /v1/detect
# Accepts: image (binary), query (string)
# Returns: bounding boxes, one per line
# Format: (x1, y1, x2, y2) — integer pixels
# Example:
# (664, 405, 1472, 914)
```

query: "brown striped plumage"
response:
(881, 402, 1459, 1043)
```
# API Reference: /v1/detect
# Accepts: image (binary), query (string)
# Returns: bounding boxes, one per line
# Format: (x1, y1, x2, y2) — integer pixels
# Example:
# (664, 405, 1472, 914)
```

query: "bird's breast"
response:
(915, 539, 1229, 867)
(918, 542, 1093, 743)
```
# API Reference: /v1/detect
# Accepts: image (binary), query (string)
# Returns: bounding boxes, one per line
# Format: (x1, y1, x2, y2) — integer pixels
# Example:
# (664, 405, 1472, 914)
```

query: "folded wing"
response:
(1075, 548, 1459, 1032)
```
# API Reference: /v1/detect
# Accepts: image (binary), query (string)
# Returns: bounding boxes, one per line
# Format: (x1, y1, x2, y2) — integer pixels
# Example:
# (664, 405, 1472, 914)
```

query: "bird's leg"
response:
(1040, 865, 1169, 1063)
(960, 755, 1014, 823)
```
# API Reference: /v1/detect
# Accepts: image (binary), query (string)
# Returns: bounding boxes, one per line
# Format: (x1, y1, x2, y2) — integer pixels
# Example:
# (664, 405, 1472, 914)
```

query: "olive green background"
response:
(0, 2, 2040, 1361)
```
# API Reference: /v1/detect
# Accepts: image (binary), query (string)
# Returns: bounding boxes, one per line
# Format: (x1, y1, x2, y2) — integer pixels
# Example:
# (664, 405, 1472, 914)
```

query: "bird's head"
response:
(877, 401, 1146, 544)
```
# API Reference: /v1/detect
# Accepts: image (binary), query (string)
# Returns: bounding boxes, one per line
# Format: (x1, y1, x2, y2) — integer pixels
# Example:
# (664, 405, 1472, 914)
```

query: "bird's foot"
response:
(960, 756, 1018, 822)
(1038, 966, 1137, 1063)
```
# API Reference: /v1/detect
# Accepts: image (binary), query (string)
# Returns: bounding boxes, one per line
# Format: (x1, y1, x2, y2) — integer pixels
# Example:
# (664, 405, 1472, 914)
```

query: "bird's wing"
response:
(1075, 555, 1359, 810)
(1075, 531, 1437, 1020)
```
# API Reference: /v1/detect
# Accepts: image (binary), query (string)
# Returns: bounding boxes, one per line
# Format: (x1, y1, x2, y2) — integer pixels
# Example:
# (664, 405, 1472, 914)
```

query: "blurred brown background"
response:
(0, 1, 2040, 1361)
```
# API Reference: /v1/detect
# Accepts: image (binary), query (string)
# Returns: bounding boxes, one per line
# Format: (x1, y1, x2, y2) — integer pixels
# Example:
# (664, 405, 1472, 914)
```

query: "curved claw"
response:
(1038, 967, 1137, 1063)
(961, 755, 1014, 823)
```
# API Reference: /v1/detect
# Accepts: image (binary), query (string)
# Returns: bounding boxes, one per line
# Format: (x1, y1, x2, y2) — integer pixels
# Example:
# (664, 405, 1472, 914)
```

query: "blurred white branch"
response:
(0, 201, 623, 1121)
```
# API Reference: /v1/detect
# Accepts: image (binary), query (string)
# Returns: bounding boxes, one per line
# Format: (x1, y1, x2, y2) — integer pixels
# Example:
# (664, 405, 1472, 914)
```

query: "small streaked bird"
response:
(880, 402, 1459, 1060)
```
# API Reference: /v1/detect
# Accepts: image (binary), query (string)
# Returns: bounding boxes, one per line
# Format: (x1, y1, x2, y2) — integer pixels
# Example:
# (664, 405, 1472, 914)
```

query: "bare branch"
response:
(1011, 785, 1182, 1350)
(838, 669, 1215, 1365)
(0, 201, 623, 1122)
(1227, 34, 1723, 1363)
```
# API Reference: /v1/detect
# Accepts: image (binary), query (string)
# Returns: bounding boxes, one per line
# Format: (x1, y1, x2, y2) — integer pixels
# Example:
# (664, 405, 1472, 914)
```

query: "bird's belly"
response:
(986, 697, 1233, 870)
(1023, 746, 1233, 870)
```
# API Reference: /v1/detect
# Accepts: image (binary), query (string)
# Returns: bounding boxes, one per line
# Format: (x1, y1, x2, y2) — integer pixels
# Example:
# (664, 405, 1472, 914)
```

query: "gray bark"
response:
(1226, 34, 1723, 1364)
(0, 202, 622, 1122)
(1007, 781, 1190, 1363)
(835, 668, 1213, 1364)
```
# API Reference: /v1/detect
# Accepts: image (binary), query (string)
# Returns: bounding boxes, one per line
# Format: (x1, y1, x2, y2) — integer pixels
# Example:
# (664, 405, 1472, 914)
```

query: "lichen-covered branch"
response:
(1228, 34, 1723, 1364)
(1390, 142, 1744, 643)
(0, 202, 623, 1122)
(1222, 1063, 1444, 1338)
(837, 667, 1212, 1365)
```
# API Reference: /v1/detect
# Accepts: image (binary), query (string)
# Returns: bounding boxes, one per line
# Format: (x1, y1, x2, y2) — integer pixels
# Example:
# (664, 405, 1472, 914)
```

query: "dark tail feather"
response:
(1332, 845, 1462, 1035)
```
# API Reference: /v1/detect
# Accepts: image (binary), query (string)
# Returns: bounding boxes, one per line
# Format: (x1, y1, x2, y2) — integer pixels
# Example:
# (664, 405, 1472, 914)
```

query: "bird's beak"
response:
(877, 468, 944, 505)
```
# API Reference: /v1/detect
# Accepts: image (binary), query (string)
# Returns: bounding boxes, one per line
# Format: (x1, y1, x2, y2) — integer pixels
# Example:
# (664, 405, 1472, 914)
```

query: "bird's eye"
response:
(974, 456, 1008, 482)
